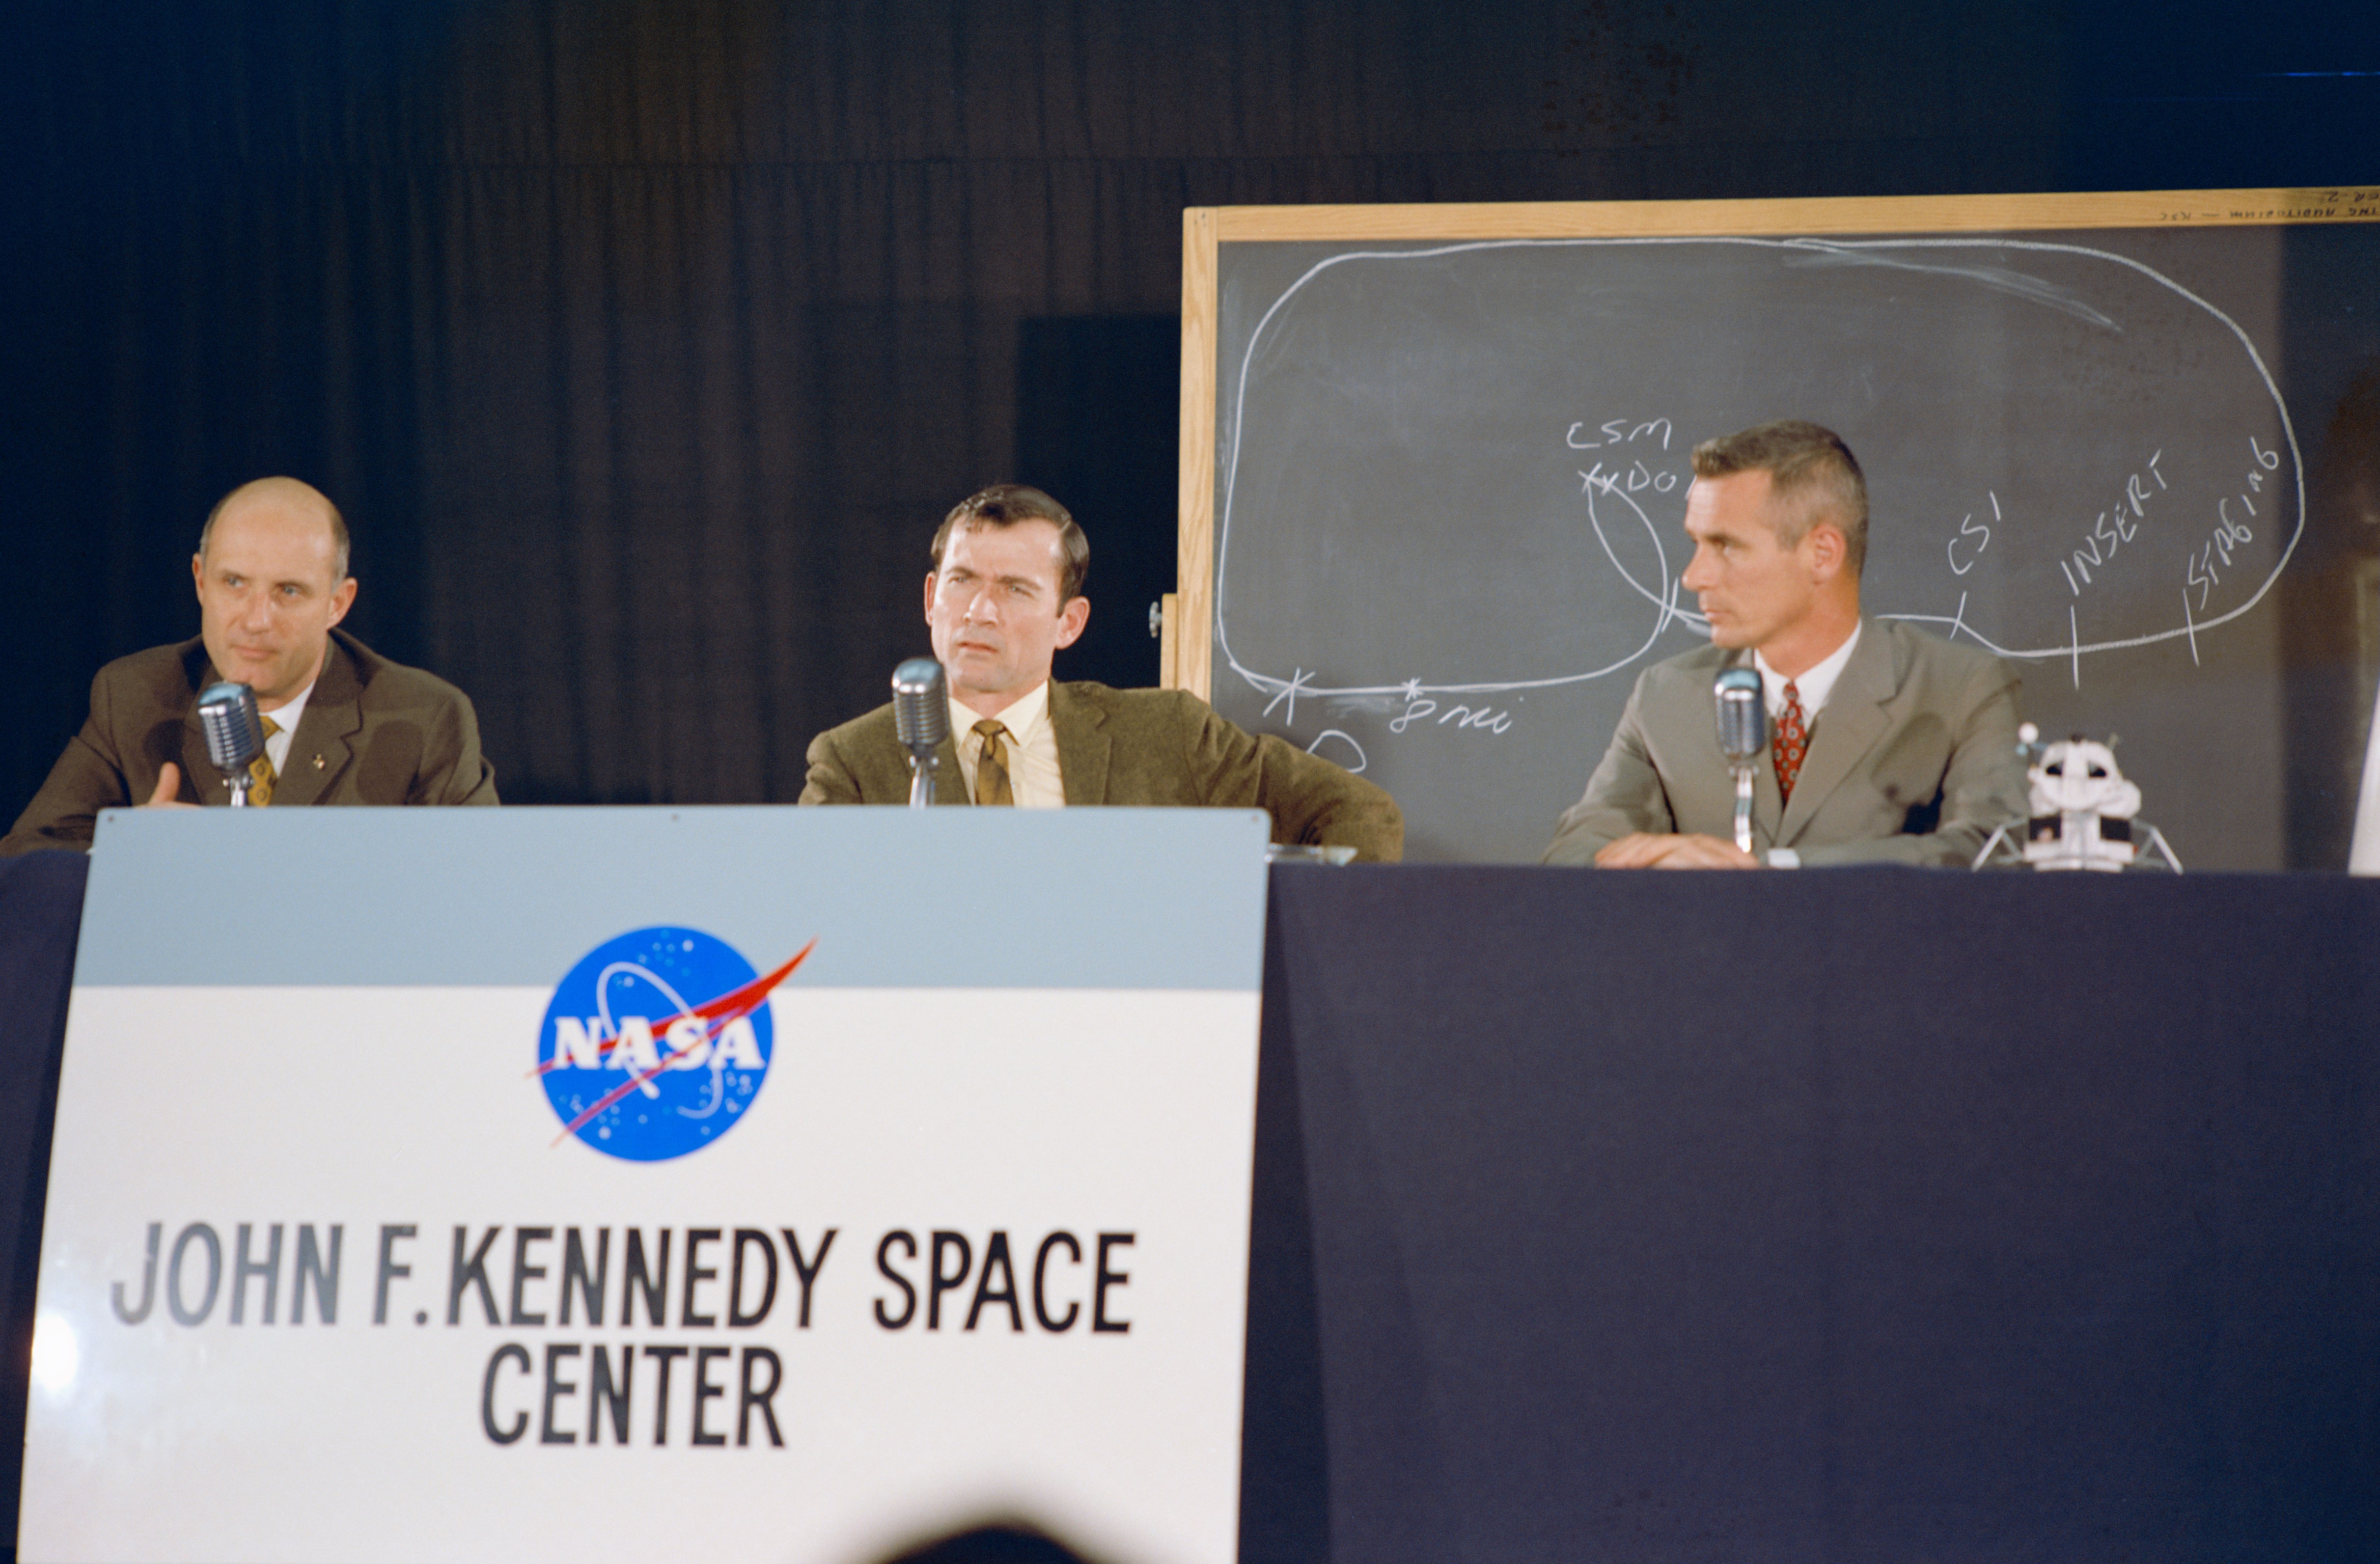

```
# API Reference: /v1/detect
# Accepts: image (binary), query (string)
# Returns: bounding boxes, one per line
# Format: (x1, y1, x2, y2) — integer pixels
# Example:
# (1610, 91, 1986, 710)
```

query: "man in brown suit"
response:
(3, 477, 496, 855)
(800, 485, 1401, 862)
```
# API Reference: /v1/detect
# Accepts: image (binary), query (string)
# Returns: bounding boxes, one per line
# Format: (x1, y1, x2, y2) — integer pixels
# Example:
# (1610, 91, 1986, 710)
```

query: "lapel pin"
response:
(312, 754, 325, 769)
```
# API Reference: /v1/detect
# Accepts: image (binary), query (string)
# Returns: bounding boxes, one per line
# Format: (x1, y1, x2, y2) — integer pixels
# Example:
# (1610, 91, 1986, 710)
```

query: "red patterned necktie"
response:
(1773, 681, 1808, 804)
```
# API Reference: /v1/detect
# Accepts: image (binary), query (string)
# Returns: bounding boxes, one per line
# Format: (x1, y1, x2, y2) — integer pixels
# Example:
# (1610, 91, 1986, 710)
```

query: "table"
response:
(1241, 865, 2380, 1562)
(0, 850, 85, 1554)
(10, 855, 2379, 1560)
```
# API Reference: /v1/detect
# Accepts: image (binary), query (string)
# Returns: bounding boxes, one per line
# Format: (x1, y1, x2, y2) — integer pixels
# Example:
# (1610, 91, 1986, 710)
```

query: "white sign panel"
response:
(21, 808, 1272, 1564)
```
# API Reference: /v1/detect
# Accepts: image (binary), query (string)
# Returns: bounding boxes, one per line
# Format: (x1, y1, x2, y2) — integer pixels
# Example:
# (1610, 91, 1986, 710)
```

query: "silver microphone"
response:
(1713, 667, 1765, 854)
(196, 681, 267, 807)
(891, 658, 948, 808)
(1714, 667, 1765, 764)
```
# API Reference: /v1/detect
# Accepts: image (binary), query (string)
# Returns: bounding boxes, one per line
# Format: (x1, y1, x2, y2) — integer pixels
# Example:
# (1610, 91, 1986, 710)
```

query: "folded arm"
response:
(413, 694, 501, 805)
(1183, 701, 1404, 862)
(1543, 679, 1681, 866)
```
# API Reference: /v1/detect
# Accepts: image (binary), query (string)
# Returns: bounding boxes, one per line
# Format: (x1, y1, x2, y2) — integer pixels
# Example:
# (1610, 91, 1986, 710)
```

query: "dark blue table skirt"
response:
(0, 850, 86, 1558)
(9, 858, 2379, 1561)
(1243, 865, 2380, 1563)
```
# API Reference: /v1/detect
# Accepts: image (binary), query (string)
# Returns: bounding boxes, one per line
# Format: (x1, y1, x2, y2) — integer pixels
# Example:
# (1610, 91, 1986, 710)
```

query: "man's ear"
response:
(191, 554, 206, 599)
(1804, 523, 1847, 583)
(1054, 594, 1090, 650)
(922, 571, 939, 625)
(326, 575, 358, 627)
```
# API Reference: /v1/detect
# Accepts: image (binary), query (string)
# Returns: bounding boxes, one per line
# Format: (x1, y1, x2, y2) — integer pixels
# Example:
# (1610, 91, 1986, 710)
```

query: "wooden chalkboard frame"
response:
(1168, 186, 2380, 698)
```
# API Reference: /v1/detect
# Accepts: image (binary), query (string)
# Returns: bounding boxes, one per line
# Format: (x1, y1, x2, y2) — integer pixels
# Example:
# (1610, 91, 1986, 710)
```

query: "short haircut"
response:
(1692, 420, 1868, 577)
(198, 477, 352, 580)
(929, 484, 1089, 603)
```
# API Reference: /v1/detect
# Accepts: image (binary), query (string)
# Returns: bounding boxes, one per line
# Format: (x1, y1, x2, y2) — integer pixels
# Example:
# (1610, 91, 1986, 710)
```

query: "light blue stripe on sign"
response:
(75, 806, 1272, 991)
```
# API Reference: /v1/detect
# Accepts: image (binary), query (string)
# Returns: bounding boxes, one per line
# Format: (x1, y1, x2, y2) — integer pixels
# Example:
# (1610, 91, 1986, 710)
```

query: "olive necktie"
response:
(972, 720, 1014, 806)
(247, 715, 282, 806)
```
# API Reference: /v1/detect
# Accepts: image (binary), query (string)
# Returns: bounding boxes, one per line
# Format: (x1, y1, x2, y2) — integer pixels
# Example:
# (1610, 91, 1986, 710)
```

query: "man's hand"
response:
(1594, 832, 1763, 869)
(143, 763, 200, 810)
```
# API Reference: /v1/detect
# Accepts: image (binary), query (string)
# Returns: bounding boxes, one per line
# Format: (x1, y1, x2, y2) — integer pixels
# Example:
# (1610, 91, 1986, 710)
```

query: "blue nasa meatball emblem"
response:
(537, 926, 784, 1162)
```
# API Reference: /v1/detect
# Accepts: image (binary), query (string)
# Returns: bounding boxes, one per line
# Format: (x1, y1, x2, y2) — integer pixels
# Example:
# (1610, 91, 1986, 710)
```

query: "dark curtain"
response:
(2, 0, 2376, 821)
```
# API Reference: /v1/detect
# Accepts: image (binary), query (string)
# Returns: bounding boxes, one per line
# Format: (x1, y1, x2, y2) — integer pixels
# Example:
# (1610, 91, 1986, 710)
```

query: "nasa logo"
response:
(535, 927, 814, 1162)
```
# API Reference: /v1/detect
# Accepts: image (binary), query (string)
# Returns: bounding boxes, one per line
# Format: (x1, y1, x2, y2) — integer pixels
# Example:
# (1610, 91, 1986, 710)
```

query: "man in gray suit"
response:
(801, 484, 1401, 861)
(1545, 421, 2025, 869)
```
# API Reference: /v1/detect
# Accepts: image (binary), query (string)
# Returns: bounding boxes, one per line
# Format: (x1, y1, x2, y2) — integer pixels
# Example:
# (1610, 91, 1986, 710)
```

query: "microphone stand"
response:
(906, 752, 937, 810)
(1731, 764, 1754, 855)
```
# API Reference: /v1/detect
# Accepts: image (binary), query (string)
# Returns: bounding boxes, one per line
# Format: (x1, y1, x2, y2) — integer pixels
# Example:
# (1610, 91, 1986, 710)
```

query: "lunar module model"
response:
(1973, 724, 2183, 872)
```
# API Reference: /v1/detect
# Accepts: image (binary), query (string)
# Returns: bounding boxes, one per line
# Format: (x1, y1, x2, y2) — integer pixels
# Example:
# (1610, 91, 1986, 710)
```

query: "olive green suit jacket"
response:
(1543, 620, 2026, 868)
(799, 679, 1404, 862)
(3, 629, 497, 855)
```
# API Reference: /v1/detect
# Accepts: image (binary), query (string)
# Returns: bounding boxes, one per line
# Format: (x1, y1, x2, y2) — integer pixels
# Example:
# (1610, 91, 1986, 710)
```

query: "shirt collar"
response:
(1753, 619, 1861, 718)
(949, 677, 1051, 747)
(263, 679, 316, 736)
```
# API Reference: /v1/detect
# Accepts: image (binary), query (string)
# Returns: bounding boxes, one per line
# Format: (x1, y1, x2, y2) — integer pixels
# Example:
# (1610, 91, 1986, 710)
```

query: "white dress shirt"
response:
(1751, 621, 1860, 867)
(1752, 619, 1860, 724)
(260, 681, 314, 777)
(950, 679, 1066, 808)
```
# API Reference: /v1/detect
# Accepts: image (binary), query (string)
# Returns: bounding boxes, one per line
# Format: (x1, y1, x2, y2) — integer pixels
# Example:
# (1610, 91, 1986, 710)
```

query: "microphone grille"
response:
(196, 681, 266, 772)
(1713, 667, 1766, 763)
(891, 658, 949, 754)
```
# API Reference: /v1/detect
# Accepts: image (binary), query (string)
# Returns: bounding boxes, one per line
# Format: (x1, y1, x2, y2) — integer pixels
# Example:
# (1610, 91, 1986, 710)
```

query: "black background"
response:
(3, 0, 2377, 828)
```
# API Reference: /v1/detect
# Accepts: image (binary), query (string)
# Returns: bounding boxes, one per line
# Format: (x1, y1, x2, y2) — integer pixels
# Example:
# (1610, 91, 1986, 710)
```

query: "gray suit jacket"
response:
(3, 629, 497, 855)
(800, 679, 1404, 862)
(1543, 620, 2026, 868)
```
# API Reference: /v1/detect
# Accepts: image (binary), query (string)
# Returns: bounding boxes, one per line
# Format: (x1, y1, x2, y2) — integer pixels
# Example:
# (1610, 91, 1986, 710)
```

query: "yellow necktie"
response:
(972, 720, 1013, 806)
(247, 715, 281, 806)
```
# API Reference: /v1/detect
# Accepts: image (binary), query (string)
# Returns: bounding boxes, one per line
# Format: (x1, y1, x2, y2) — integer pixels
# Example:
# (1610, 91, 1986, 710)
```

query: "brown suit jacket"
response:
(1543, 619, 2026, 868)
(800, 680, 1404, 862)
(3, 629, 498, 855)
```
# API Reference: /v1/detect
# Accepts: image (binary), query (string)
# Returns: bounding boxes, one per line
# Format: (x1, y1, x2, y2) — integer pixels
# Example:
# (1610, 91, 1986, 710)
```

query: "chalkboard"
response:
(1172, 192, 2380, 867)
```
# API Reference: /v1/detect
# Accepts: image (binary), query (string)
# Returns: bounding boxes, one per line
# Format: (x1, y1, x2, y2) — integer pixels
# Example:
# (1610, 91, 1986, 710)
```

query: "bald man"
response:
(3, 478, 496, 854)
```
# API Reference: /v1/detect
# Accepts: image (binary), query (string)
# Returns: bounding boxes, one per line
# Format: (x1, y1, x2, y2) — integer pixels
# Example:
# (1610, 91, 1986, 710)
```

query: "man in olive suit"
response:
(800, 484, 1401, 862)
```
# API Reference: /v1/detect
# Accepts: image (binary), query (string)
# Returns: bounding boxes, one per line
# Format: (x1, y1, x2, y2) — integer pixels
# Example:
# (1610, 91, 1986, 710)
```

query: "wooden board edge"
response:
(1211, 187, 2380, 241)
(1175, 207, 1219, 699)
